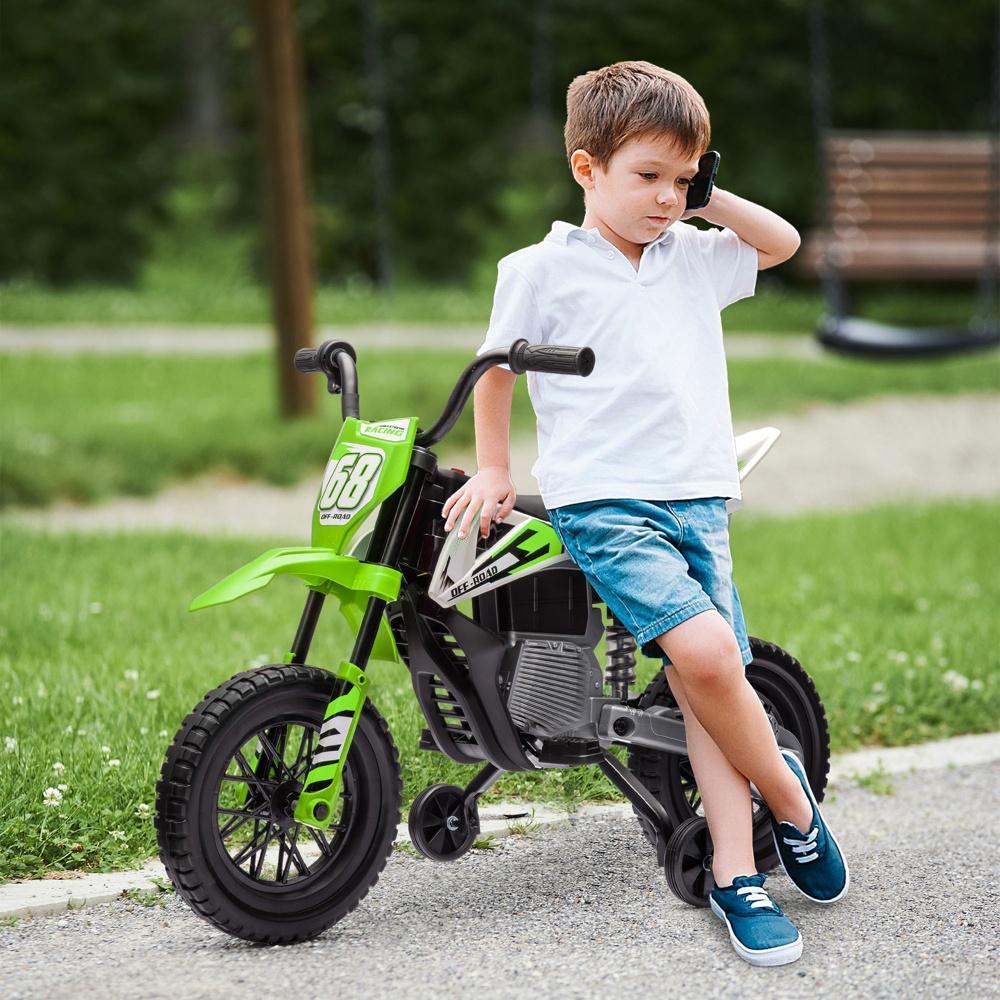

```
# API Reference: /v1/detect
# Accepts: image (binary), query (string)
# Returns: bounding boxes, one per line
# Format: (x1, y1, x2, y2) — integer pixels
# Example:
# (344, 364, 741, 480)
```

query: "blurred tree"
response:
(0, 0, 185, 284)
(3, 0, 995, 287)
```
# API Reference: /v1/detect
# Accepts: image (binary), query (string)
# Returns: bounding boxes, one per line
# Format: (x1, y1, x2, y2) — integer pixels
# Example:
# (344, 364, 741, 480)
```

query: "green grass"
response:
(2, 499, 998, 880)
(3, 349, 998, 509)
(1, 279, 986, 334)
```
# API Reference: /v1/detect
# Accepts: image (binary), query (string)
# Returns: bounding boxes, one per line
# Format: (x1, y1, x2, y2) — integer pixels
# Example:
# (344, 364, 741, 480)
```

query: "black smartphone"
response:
(686, 150, 720, 211)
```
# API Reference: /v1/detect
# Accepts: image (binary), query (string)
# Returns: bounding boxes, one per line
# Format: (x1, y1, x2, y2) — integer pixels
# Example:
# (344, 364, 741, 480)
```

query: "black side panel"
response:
(399, 589, 531, 771)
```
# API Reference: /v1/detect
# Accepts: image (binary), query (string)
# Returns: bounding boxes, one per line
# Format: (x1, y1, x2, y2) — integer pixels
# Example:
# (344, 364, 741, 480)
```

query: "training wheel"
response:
(407, 783, 476, 861)
(665, 816, 715, 907)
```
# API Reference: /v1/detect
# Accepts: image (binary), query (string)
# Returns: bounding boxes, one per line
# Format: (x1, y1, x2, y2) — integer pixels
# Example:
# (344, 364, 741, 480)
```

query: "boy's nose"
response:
(657, 190, 678, 207)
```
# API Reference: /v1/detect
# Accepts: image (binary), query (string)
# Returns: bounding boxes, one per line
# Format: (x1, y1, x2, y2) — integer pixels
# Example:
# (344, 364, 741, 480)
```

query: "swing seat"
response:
(818, 315, 1000, 358)
(803, 132, 1000, 359)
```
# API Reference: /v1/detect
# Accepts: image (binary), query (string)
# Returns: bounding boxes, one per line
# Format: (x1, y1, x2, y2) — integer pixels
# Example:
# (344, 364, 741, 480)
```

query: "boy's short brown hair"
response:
(564, 60, 710, 167)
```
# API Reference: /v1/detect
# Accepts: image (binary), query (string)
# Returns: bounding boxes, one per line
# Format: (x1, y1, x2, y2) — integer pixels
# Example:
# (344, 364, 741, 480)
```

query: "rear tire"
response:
(155, 664, 401, 944)
(628, 637, 831, 873)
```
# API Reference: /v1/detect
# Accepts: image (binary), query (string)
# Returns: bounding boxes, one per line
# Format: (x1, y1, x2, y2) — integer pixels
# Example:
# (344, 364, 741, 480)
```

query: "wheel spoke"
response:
(233, 750, 278, 793)
(250, 825, 274, 878)
(275, 836, 288, 882)
(290, 727, 314, 778)
(257, 731, 295, 783)
(306, 824, 333, 857)
(287, 828, 310, 878)
(231, 818, 269, 868)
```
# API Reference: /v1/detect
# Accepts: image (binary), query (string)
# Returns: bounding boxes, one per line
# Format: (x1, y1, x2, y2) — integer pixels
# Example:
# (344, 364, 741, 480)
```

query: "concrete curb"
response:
(2, 731, 997, 921)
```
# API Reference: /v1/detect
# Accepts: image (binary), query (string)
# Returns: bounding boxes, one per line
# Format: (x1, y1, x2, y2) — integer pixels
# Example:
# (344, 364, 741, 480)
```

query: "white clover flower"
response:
(139, 727, 149, 736)
(914, 597, 930, 612)
(64, 725, 75, 735)
(75, 695, 84, 705)
(846, 651, 862, 663)
(88, 602, 103, 615)
(4, 736, 16, 753)
(101, 745, 111, 755)
(872, 681, 885, 693)
(942, 669, 970, 692)
(36, 683, 47, 698)
(915, 655, 927, 667)
(43, 787, 63, 807)
(109, 830, 127, 841)
(158, 730, 168, 739)
(57, 783, 69, 792)
(12, 695, 24, 706)
(931, 634, 945, 651)
(971, 679, 984, 691)
(123, 669, 139, 683)
(145, 689, 161, 701)
(894, 705, 906, 714)
(135, 803, 151, 817)
(107, 758, 121, 768)
(51, 761, 65, 774)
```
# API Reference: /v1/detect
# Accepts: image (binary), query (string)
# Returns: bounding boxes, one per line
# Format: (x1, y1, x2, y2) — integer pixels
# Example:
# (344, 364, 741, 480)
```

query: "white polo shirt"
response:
(477, 219, 758, 509)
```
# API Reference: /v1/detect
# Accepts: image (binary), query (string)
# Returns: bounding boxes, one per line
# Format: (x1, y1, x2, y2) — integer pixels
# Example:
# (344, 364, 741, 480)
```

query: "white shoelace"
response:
(736, 886, 776, 909)
(782, 826, 820, 863)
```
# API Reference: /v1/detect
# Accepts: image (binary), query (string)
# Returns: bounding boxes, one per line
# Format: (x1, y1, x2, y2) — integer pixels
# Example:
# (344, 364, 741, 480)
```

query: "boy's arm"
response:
(689, 188, 800, 270)
(474, 366, 517, 472)
(441, 365, 518, 539)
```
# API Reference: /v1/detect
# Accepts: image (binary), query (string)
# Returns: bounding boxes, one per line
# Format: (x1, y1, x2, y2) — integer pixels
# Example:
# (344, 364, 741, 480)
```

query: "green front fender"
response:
(190, 547, 402, 664)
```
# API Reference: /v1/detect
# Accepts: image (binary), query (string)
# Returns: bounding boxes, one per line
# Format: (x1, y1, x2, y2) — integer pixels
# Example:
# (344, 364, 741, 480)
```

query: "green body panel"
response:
(293, 660, 369, 829)
(311, 416, 418, 553)
(189, 547, 402, 663)
(499, 519, 565, 576)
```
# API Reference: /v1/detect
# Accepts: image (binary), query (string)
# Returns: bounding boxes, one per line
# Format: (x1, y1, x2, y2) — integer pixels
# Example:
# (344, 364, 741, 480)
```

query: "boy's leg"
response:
(656, 610, 813, 833)
(664, 664, 756, 887)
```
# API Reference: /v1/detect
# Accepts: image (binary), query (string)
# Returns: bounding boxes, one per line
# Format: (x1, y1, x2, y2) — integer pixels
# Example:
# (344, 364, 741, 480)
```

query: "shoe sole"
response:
(709, 896, 803, 967)
(773, 749, 850, 904)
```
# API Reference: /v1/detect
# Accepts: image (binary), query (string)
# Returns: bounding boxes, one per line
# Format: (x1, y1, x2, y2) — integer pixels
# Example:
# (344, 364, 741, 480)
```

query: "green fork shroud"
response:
(190, 547, 399, 829)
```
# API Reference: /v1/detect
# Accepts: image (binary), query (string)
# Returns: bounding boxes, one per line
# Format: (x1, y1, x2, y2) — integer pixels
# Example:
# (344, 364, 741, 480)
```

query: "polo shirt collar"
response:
(546, 220, 675, 250)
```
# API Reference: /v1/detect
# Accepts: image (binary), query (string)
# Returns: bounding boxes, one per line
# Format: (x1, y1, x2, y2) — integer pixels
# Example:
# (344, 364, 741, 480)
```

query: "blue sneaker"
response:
(709, 873, 802, 966)
(772, 749, 849, 903)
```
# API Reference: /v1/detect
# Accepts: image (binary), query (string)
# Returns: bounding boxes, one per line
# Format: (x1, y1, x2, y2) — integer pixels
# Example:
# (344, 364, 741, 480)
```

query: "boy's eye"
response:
(639, 172, 658, 181)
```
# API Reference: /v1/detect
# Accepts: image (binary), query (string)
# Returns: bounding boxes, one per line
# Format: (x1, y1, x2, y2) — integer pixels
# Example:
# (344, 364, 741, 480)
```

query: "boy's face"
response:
(571, 133, 702, 248)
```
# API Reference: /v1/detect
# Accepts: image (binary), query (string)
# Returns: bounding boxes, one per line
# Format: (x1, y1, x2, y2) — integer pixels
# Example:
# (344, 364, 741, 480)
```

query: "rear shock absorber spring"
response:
(605, 614, 637, 702)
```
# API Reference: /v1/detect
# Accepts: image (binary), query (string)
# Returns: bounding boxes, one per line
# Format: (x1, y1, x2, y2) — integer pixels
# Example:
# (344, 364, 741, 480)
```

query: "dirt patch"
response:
(3, 394, 998, 537)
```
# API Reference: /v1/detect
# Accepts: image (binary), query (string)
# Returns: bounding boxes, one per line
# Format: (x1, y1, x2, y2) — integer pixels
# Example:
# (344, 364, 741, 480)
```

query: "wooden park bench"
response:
(800, 131, 1000, 356)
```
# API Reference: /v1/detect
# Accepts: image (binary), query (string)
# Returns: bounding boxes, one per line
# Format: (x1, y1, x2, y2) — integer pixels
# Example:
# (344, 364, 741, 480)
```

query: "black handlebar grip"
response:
(294, 348, 321, 374)
(508, 339, 595, 377)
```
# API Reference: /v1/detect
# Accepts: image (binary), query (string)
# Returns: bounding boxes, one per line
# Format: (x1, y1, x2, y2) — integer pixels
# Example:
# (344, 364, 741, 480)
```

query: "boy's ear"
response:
(570, 149, 597, 190)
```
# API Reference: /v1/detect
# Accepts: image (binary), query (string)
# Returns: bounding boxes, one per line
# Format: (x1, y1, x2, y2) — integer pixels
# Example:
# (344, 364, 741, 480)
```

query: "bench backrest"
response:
(802, 131, 1000, 280)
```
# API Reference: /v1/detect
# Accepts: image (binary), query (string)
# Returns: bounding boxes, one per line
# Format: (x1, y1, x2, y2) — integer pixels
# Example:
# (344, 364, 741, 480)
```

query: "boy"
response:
(441, 60, 848, 966)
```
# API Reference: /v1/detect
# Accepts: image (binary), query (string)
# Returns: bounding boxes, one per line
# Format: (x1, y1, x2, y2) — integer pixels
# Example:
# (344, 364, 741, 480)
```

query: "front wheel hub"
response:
(270, 780, 303, 832)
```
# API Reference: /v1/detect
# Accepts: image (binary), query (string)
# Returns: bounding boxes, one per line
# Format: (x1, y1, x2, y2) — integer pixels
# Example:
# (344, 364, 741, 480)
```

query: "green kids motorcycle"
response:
(154, 339, 830, 944)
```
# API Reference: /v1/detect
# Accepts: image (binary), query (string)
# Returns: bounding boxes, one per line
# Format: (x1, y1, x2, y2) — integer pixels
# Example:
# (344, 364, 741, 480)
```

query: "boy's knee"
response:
(655, 611, 743, 690)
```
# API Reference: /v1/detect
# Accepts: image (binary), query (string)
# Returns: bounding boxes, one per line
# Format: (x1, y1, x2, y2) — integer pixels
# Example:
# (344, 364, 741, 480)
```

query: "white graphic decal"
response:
(358, 419, 410, 441)
(317, 444, 385, 525)
(427, 507, 570, 607)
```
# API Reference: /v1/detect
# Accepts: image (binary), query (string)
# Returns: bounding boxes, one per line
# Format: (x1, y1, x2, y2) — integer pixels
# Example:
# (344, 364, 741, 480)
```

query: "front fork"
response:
(284, 457, 429, 830)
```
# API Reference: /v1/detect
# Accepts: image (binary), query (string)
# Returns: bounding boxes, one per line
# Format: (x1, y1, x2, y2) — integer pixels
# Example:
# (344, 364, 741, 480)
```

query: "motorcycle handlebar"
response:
(507, 339, 595, 377)
(294, 338, 594, 447)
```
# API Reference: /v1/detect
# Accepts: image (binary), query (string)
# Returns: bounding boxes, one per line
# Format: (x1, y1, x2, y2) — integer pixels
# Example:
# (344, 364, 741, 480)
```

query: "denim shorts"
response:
(547, 497, 753, 668)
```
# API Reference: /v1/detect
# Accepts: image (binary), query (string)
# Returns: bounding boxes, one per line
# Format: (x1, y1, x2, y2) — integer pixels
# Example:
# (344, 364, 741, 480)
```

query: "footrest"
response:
(419, 728, 442, 753)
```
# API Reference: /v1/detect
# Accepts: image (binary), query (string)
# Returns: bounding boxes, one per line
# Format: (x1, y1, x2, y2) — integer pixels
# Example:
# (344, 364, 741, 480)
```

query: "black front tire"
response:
(155, 664, 402, 944)
(629, 637, 831, 873)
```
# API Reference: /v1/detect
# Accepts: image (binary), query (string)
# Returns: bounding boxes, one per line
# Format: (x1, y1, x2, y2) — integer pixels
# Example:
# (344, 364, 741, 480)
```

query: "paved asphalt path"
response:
(1, 763, 996, 1000)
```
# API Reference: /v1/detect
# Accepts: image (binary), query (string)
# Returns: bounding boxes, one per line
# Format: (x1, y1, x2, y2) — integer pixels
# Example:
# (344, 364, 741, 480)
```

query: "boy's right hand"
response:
(441, 466, 517, 539)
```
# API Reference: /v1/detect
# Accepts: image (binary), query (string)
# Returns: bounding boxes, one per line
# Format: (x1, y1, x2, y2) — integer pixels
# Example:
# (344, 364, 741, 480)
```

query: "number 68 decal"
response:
(318, 447, 385, 512)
